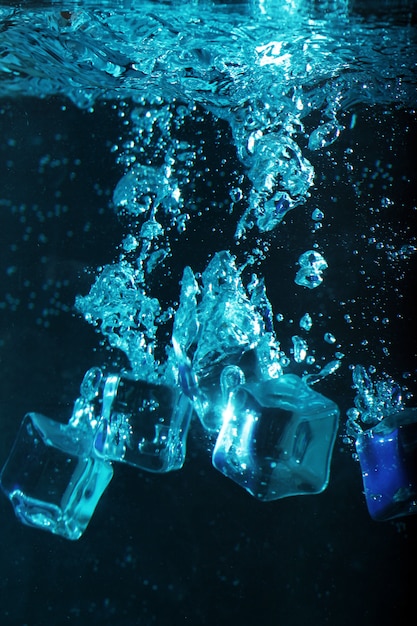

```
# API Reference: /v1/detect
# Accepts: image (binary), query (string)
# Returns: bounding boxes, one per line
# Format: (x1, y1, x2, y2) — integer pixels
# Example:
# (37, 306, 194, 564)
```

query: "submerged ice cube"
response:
(299, 312, 313, 331)
(0, 413, 113, 540)
(70, 367, 193, 472)
(212, 374, 339, 500)
(355, 408, 417, 521)
(94, 375, 193, 473)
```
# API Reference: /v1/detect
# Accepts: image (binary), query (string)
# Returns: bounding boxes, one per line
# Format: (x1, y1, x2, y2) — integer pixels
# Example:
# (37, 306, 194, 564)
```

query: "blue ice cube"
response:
(0, 413, 113, 540)
(212, 374, 339, 500)
(356, 408, 417, 521)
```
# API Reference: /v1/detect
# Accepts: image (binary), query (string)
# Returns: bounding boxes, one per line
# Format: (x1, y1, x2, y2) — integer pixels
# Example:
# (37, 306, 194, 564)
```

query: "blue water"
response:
(1, 1, 416, 624)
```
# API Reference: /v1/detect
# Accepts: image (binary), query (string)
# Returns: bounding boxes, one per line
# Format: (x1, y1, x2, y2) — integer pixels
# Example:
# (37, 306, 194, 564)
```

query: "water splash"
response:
(75, 260, 162, 379)
(1, 0, 416, 385)
(346, 365, 405, 436)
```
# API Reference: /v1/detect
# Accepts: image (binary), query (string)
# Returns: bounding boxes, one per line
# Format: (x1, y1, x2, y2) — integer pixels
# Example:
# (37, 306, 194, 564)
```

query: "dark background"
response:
(0, 96, 416, 626)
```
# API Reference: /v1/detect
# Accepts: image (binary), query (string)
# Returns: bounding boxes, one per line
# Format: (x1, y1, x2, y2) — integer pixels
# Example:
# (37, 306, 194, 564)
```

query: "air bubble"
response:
(311, 209, 324, 221)
(299, 313, 312, 331)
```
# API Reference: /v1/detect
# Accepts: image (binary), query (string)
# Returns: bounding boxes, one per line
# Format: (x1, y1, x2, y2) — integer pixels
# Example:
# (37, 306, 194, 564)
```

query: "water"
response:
(1, 0, 417, 624)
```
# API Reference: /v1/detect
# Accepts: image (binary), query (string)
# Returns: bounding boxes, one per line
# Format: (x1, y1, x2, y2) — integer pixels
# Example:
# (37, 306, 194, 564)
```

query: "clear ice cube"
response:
(0, 413, 113, 540)
(212, 374, 339, 500)
(94, 375, 193, 473)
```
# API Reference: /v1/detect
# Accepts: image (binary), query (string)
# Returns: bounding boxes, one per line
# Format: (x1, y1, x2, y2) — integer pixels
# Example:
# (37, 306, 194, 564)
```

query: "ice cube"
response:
(212, 374, 339, 500)
(94, 375, 193, 473)
(0, 413, 113, 540)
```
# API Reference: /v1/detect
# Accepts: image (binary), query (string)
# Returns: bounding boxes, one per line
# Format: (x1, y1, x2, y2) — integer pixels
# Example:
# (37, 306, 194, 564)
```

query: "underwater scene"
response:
(0, 0, 416, 624)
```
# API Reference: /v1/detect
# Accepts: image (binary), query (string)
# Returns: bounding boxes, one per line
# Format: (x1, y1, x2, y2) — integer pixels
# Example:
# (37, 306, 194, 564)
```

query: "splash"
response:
(1, 0, 416, 385)
(346, 364, 405, 436)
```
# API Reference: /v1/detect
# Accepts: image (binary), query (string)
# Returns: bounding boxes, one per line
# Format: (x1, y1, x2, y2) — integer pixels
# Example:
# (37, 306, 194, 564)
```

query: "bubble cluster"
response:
(294, 250, 328, 289)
